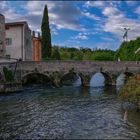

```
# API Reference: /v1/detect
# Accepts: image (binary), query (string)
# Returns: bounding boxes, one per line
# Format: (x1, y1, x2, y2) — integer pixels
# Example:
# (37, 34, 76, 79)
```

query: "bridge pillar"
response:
(105, 73, 117, 86)
(80, 74, 91, 87)
(50, 71, 61, 87)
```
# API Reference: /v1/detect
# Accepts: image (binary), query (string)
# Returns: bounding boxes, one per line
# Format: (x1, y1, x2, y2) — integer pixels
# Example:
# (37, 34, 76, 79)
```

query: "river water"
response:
(0, 85, 140, 139)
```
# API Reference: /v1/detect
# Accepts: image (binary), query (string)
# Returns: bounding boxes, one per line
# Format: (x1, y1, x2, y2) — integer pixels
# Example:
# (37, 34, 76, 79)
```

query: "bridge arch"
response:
(61, 72, 82, 86)
(90, 72, 114, 87)
(116, 72, 134, 87)
(22, 72, 51, 85)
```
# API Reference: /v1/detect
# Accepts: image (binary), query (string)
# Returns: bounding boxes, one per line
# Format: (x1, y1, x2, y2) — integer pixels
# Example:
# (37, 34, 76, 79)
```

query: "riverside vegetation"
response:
(48, 37, 140, 61)
(119, 77, 140, 111)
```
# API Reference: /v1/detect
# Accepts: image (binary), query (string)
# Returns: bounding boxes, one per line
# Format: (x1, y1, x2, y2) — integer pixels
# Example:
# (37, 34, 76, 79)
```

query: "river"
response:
(0, 74, 140, 139)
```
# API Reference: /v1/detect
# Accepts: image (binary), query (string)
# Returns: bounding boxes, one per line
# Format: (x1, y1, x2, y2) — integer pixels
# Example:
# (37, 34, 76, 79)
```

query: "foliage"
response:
(52, 45, 115, 61)
(119, 77, 140, 107)
(41, 5, 52, 59)
(3, 66, 14, 82)
(51, 46, 61, 60)
(115, 37, 140, 61)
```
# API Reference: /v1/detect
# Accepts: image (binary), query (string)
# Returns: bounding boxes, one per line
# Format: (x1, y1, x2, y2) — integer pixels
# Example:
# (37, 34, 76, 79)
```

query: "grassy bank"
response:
(119, 77, 140, 110)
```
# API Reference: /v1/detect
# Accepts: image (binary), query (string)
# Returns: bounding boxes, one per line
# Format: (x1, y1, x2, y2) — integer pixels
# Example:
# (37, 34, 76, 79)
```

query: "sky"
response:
(1, 0, 140, 50)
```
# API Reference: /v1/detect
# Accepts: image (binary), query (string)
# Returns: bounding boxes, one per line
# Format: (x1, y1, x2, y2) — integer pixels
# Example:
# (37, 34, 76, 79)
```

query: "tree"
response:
(51, 47, 61, 60)
(41, 5, 52, 59)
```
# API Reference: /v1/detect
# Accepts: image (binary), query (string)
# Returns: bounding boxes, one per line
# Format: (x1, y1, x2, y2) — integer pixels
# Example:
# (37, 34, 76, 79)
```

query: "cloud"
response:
(103, 7, 121, 16)
(71, 32, 89, 40)
(85, 1, 105, 8)
(102, 6, 140, 41)
(82, 12, 101, 21)
(25, 1, 84, 31)
(101, 37, 115, 42)
(135, 6, 140, 15)
(1, 1, 85, 32)
(75, 34, 88, 40)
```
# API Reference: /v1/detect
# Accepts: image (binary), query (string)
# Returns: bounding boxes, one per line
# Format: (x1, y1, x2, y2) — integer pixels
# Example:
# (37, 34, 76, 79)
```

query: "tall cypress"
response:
(41, 5, 52, 59)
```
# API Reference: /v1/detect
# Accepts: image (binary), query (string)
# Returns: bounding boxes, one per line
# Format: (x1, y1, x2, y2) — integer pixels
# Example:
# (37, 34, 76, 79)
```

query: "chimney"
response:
(38, 32, 40, 38)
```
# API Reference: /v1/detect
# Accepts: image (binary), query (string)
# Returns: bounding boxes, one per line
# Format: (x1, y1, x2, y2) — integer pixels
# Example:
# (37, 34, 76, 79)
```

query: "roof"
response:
(0, 13, 4, 17)
(5, 21, 27, 27)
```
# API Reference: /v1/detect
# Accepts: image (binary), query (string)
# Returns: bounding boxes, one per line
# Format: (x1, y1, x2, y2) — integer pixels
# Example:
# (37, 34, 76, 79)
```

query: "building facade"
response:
(0, 14, 6, 57)
(5, 21, 33, 61)
(32, 31, 42, 61)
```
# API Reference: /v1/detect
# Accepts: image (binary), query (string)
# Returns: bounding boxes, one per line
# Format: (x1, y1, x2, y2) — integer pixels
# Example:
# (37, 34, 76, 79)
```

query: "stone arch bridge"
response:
(0, 61, 140, 87)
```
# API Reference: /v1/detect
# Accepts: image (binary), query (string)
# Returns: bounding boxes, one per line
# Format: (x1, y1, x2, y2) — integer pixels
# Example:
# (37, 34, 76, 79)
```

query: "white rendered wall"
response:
(5, 26, 22, 60)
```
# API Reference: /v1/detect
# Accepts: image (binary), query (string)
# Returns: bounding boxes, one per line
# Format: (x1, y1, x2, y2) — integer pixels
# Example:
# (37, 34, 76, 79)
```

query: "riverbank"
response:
(119, 77, 140, 111)
(0, 82, 23, 94)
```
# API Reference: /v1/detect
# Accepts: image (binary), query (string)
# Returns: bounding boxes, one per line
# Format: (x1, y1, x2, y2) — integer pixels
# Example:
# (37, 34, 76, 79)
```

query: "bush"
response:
(51, 47, 61, 60)
(3, 66, 14, 82)
(119, 77, 140, 106)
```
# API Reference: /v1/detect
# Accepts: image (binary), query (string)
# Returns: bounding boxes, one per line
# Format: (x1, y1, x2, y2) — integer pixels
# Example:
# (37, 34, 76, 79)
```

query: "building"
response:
(0, 14, 6, 57)
(5, 21, 33, 61)
(32, 31, 42, 61)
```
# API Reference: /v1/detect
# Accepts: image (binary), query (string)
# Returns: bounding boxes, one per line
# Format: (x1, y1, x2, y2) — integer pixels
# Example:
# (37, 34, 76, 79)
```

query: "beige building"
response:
(0, 14, 6, 57)
(5, 21, 33, 61)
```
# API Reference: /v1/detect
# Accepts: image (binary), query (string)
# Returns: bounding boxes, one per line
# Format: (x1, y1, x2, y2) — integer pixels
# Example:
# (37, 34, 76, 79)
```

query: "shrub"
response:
(119, 77, 140, 107)
(3, 66, 14, 82)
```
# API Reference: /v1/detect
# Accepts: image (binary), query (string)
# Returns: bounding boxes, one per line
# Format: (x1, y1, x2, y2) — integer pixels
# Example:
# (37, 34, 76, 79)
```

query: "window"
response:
(6, 54, 10, 59)
(6, 38, 12, 45)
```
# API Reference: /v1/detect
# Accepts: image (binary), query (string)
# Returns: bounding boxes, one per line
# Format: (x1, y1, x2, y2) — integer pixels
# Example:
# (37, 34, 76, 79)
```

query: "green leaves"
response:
(115, 37, 140, 61)
(41, 5, 52, 59)
(3, 67, 14, 82)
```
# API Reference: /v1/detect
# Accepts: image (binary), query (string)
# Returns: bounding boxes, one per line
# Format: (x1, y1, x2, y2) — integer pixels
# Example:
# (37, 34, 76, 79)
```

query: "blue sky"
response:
(1, 1, 140, 50)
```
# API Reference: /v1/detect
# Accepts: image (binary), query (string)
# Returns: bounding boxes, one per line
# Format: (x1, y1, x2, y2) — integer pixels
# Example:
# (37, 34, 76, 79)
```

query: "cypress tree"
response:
(41, 5, 52, 59)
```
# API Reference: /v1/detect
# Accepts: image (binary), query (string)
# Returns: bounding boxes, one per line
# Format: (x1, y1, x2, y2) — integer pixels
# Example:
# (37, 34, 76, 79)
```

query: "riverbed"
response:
(0, 86, 140, 139)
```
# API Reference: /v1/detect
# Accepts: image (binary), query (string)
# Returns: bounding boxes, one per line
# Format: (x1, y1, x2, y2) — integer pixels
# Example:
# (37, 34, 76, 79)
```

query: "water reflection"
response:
(116, 74, 125, 86)
(73, 75, 82, 87)
(90, 73, 105, 87)
(116, 74, 125, 91)
(90, 87, 104, 97)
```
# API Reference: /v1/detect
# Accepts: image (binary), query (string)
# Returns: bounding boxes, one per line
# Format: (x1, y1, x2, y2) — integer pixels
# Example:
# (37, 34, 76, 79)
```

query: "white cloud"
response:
(76, 35, 88, 40)
(2, 1, 85, 33)
(85, 1, 105, 8)
(103, 7, 121, 16)
(101, 37, 115, 42)
(102, 6, 140, 41)
(73, 32, 89, 40)
(82, 12, 101, 21)
(135, 6, 140, 15)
